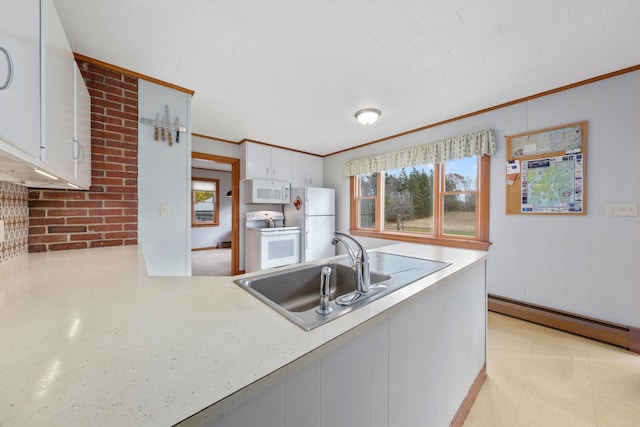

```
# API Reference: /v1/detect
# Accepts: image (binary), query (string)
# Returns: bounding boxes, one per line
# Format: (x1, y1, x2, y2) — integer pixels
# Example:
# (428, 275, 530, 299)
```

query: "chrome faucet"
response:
(316, 266, 333, 315)
(331, 232, 370, 306)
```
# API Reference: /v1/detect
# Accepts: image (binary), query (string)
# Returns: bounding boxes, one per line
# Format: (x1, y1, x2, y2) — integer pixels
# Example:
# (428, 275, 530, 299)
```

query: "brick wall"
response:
(28, 60, 138, 252)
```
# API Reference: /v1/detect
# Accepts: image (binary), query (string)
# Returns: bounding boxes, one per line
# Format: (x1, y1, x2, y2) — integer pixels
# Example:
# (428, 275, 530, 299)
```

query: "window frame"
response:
(191, 178, 220, 227)
(349, 155, 490, 251)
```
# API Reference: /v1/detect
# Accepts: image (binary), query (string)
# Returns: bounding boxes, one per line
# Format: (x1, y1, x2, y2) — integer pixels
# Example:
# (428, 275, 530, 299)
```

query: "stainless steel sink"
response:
(234, 252, 450, 330)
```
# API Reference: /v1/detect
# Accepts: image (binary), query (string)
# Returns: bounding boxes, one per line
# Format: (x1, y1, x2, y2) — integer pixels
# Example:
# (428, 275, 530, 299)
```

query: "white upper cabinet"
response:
(73, 63, 91, 188)
(242, 142, 293, 182)
(40, 0, 75, 183)
(292, 152, 323, 188)
(0, 0, 41, 161)
(0, 0, 91, 189)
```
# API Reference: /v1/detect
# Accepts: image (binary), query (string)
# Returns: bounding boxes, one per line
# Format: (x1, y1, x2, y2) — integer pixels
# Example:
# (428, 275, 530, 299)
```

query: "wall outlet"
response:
(605, 203, 638, 217)
(0, 220, 4, 242)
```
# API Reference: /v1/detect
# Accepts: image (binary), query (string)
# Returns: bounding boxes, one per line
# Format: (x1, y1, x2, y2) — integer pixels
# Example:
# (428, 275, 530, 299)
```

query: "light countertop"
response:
(0, 243, 488, 426)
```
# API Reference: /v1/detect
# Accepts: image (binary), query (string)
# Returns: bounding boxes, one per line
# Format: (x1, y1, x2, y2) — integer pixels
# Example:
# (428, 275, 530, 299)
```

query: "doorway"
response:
(191, 152, 240, 275)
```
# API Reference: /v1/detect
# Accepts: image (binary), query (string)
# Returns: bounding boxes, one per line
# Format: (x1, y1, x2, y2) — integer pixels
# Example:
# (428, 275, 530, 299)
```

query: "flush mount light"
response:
(355, 108, 381, 125)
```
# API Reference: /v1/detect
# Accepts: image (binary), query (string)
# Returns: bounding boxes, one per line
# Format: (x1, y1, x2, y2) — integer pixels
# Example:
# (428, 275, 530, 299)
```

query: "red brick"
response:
(29, 200, 65, 208)
(29, 209, 46, 218)
(70, 233, 103, 241)
(28, 244, 47, 252)
(92, 178, 124, 186)
(105, 216, 136, 224)
(89, 224, 123, 232)
(29, 235, 68, 244)
(89, 193, 122, 200)
(28, 226, 46, 235)
(42, 191, 86, 200)
(124, 239, 137, 245)
(29, 218, 65, 226)
(48, 209, 87, 217)
(67, 217, 102, 225)
(49, 242, 88, 251)
(65, 200, 103, 208)
(90, 240, 123, 248)
(105, 200, 136, 208)
(105, 185, 136, 194)
(105, 231, 137, 239)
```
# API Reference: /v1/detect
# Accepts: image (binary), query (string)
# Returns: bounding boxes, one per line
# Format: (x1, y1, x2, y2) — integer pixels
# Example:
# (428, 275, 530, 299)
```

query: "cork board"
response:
(505, 121, 587, 215)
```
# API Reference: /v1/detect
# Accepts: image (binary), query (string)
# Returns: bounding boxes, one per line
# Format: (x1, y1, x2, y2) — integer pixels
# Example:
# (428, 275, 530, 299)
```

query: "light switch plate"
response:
(160, 203, 170, 217)
(605, 203, 638, 217)
(0, 220, 4, 242)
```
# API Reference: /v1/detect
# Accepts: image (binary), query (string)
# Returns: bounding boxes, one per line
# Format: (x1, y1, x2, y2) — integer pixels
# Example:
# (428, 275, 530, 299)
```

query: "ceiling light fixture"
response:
(355, 108, 381, 125)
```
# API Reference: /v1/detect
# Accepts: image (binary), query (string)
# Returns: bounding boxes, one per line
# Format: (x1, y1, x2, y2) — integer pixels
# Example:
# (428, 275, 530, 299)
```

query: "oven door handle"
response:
(261, 229, 300, 236)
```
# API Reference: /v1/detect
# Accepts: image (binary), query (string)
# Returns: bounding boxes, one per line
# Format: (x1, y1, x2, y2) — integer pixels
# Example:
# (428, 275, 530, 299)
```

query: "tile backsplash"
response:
(0, 181, 29, 264)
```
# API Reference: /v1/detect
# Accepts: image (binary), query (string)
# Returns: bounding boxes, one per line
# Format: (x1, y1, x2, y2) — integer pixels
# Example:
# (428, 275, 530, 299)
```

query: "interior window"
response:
(192, 178, 219, 227)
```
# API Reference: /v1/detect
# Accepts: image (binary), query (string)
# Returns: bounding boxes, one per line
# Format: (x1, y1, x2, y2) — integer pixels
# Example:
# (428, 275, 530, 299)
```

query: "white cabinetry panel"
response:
(0, 0, 41, 160)
(242, 142, 293, 182)
(40, 0, 75, 182)
(203, 260, 486, 427)
(73, 63, 91, 188)
(292, 152, 323, 187)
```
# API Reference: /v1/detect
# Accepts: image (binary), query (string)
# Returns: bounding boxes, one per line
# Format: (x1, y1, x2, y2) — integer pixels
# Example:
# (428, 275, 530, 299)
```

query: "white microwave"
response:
(244, 179, 291, 204)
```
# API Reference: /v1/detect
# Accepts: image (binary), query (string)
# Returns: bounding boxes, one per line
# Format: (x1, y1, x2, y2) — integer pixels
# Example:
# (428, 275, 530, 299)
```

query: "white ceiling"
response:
(54, 0, 640, 156)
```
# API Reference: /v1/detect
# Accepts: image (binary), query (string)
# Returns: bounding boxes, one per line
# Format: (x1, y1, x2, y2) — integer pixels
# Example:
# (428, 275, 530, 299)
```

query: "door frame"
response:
(191, 152, 240, 275)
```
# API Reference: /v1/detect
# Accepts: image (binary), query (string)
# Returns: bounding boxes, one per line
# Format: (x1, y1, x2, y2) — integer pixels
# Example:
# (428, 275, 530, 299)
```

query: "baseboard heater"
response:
(488, 294, 640, 354)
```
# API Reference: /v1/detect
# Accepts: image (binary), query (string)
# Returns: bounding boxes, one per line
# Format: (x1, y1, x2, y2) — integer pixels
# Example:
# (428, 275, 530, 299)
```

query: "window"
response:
(192, 178, 219, 227)
(350, 156, 490, 250)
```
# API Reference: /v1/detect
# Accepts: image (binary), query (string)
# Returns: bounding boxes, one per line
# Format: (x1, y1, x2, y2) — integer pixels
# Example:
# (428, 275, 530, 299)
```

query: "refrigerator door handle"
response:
(305, 217, 309, 249)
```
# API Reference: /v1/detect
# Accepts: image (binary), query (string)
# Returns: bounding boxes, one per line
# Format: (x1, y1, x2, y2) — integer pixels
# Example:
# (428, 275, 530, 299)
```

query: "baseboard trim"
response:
(488, 294, 640, 353)
(192, 246, 218, 252)
(450, 363, 486, 427)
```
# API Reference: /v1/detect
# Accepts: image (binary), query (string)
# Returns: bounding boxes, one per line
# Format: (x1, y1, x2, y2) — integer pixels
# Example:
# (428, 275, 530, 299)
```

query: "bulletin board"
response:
(505, 121, 587, 215)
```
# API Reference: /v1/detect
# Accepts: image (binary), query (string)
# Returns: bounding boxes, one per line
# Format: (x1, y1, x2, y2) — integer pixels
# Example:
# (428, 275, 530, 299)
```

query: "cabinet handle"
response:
(0, 47, 14, 90)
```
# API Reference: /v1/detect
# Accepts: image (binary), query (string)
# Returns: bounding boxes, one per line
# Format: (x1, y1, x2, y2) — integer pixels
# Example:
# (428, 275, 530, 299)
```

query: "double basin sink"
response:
(234, 252, 450, 330)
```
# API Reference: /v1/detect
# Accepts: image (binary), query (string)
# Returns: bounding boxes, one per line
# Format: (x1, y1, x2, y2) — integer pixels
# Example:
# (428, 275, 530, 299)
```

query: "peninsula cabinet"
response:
(291, 151, 323, 188)
(241, 141, 293, 183)
(204, 261, 487, 427)
(0, 0, 41, 162)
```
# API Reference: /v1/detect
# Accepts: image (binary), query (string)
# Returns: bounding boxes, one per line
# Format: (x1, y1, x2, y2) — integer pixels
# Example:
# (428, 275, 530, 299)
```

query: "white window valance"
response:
(343, 128, 496, 176)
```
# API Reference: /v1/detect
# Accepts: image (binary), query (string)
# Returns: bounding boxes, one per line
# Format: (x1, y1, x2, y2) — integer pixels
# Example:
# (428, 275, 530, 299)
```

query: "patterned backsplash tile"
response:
(0, 181, 29, 263)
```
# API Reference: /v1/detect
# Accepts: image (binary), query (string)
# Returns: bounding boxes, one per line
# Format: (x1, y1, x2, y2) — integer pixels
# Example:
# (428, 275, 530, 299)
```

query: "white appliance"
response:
(284, 187, 336, 262)
(245, 211, 300, 272)
(244, 179, 291, 204)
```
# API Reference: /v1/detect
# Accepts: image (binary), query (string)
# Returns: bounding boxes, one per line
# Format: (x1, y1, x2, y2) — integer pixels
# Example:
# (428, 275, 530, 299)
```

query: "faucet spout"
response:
(331, 232, 371, 306)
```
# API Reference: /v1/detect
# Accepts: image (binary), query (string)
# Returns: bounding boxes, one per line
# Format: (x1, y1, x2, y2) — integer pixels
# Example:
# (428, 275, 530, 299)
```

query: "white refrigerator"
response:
(284, 187, 335, 262)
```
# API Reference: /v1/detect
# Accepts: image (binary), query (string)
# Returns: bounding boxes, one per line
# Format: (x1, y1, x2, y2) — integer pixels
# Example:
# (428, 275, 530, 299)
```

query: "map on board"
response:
(510, 125, 582, 158)
(521, 154, 583, 213)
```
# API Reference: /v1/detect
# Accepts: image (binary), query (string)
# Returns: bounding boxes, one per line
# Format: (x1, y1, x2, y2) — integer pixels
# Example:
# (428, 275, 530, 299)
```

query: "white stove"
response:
(245, 211, 301, 272)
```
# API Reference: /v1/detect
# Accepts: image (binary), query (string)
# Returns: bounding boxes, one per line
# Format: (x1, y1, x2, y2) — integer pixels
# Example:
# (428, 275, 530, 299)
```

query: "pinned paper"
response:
(506, 159, 520, 174)
(506, 174, 518, 185)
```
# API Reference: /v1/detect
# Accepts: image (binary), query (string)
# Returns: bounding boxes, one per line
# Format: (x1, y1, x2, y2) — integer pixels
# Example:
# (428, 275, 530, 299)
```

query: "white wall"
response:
(138, 80, 192, 276)
(324, 71, 640, 328)
(191, 169, 232, 249)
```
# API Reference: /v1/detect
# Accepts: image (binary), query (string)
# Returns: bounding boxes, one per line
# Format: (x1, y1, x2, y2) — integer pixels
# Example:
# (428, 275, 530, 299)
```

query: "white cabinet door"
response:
(243, 142, 271, 180)
(269, 146, 292, 182)
(40, 0, 75, 182)
(292, 152, 323, 187)
(243, 142, 293, 182)
(0, 0, 41, 160)
(73, 63, 91, 188)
